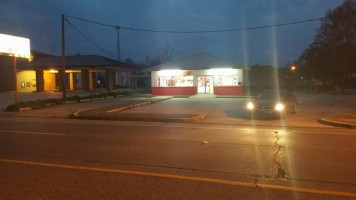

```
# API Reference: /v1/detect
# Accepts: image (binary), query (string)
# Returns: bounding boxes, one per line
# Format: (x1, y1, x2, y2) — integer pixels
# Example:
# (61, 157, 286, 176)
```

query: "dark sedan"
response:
(246, 90, 297, 119)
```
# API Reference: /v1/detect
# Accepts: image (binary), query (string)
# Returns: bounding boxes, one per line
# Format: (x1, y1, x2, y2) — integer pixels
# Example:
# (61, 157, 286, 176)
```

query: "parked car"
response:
(246, 90, 297, 119)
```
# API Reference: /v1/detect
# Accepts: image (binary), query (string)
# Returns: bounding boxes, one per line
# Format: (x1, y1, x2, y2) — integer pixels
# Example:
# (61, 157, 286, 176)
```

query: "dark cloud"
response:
(0, 0, 344, 66)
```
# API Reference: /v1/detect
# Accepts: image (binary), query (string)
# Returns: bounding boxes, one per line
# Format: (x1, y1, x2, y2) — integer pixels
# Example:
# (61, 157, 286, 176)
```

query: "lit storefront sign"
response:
(0, 33, 31, 58)
(0, 33, 31, 103)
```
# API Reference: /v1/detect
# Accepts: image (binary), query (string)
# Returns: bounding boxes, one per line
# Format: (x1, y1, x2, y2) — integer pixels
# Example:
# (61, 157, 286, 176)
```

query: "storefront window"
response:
(158, 76, 193, 87)
(216, 75, 238, 86)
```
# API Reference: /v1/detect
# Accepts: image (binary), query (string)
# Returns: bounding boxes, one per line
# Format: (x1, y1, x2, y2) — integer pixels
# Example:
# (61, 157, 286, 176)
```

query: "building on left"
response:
(0, 51, 138, 92)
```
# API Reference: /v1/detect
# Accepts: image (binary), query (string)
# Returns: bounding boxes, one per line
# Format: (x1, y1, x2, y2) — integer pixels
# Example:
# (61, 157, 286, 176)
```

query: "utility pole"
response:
(116, 26, 121, 62)
(115, 26, 121, 90)
(13, 57, 18, 103)
(62, 14, 66, 99)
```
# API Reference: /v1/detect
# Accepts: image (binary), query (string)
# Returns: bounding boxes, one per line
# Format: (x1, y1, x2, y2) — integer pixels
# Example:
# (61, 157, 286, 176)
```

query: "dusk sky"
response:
(0, 0, 344, 67)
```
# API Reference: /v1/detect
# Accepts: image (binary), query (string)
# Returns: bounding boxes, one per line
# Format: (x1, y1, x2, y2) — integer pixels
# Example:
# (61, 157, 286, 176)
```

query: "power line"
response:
(65, 18, 116, 58)
(120, 18, 323, 33)
(66, 15, 323, 34)
(67, 15, 115, 28)
(64, 15, 323, 61)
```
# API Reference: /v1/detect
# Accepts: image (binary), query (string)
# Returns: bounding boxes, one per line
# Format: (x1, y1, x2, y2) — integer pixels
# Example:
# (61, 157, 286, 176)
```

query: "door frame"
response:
(197, 75, 214, 94)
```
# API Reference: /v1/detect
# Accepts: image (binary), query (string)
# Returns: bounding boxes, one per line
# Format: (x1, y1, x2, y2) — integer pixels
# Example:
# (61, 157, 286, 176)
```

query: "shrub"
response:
(5, 90, 142, 112)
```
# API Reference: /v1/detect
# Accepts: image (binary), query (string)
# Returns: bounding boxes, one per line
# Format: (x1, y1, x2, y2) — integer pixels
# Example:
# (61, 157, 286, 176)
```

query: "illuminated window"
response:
(216, 75, 238, 86)
(158, 76, 171, 87)
(158, 76, 193, 87)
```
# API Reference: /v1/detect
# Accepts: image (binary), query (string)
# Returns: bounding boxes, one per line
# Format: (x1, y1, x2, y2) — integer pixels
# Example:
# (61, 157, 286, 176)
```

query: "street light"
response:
(290, 65, 297, 71)
(289, 65, 297, 91)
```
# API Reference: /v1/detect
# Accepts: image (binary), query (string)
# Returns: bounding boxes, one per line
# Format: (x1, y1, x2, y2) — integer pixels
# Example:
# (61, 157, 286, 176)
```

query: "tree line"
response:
(125, 1, 356, 93)
(294, 0, 356, 92)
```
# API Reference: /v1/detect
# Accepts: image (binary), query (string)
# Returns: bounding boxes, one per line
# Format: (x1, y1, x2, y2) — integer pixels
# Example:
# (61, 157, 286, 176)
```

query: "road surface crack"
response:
(273, 130, 287, 179)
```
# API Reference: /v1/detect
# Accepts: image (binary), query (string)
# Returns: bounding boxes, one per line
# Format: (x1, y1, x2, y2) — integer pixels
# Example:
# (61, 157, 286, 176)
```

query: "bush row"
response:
(6, 90, 143, 112)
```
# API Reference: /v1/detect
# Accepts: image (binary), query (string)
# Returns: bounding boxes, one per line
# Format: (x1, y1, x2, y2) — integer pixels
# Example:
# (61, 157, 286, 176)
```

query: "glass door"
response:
(197, 76, 214, 94)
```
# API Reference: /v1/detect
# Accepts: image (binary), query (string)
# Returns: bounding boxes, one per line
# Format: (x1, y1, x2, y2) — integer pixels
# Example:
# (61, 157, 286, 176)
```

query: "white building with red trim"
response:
(146, 52, 246, 96)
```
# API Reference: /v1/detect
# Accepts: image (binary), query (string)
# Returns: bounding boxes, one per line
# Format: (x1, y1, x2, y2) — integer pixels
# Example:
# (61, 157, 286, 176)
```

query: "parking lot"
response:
(1, 91, 355, 128)
(115, 93, 355, 127)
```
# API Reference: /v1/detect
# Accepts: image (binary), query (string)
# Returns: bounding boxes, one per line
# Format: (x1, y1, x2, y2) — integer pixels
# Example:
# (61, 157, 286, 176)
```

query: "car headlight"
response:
(247, 102, 254, 110)
(274, 103, 285, 111)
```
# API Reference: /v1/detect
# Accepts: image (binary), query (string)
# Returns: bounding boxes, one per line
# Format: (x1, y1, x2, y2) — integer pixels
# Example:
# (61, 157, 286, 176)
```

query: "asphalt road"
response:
(1, 117, 355, 199)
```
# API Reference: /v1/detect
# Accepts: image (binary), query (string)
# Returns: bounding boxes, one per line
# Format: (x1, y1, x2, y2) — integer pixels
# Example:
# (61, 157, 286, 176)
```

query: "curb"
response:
(216, 96, 254, 98)
(71, 114, 206, 123)
(183, 114, 206, 122)
(18, 107, 32, 111)
(105, 97, 173, 113)
(71, 96, 207, 123)
(318, 118, 356, 129)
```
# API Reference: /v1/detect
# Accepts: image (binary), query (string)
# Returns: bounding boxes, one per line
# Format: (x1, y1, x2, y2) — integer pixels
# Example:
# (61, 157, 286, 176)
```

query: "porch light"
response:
(49, 69, 58, 73)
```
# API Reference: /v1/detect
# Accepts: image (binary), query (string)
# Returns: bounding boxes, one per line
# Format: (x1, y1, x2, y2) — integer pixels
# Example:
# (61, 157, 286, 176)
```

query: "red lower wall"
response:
(214, 86, 243, 96)
(152, 87, 197, 96)
(152, 86, 243, 96)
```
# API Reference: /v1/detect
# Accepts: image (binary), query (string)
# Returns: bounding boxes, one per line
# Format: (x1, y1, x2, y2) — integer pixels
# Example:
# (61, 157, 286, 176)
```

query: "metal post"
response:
(116, 26, 121, 62)
(115, 26, 121, 92)
(13, 57, 18, 103)
(62, 14, 66, 99)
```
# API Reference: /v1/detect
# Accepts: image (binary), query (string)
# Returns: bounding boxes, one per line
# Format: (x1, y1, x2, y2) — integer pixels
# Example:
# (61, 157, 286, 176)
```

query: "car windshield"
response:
(257, 92, 282, 100)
